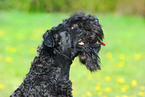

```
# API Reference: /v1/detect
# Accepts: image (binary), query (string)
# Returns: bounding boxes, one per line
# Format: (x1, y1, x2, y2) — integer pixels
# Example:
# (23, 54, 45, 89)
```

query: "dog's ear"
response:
(43, 31, 55, 47)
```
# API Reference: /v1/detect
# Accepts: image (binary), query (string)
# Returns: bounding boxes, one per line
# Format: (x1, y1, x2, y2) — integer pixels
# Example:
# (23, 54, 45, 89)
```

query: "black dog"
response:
(11, 12, 105, 97)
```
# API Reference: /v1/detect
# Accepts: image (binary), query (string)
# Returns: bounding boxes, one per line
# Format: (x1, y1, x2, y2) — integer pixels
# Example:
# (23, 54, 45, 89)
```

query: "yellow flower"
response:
(121, 85, 129, 92)
(105, 87, 112, 92)
(133, 54, 141, 60)
(122, 95, 128, 97)
(87, 92, 92, 97)
(139, 86, 145, 90)
(121, 88, 126, 92)
(117, 78, 125, 83)
(96, 85, 101, 91)
(118, 61, 125, 67)
(87, 75, 92, 80)
(9, 47, 16, 53)
(5, 46, 16, 53)
(119, 54, 125, 60)
(131, 80, 137, 86)
(138, 91, 144, 96)
(106, 52, 112, 59)
(105, 76, 111, 81)
(5, 57, 12, 63)
(0, 84, 5, 89)
(0, 30, 4, 37)
(30, 48, 36, 54)
(103, 96, 107, 97)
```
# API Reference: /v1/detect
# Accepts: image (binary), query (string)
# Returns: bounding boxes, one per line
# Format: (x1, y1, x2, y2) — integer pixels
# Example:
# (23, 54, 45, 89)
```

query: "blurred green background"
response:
(0, 0, 145, 97)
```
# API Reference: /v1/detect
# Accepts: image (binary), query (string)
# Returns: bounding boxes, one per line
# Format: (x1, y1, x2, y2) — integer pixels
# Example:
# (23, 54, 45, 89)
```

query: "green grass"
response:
(0, 11, 145, 97)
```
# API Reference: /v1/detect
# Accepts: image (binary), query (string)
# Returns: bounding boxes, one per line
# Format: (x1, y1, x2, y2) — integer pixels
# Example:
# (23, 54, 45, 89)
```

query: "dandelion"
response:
(131, 80, 137, 86)
(0, 84, 5, 89)
(122, 95, 128, 97)
(106, 52, 112, 59)
(121, 85, 129, 92)
(96, 85, 101, 91)
(9, 47, 16, 53)
(87, 75, 92, 80)
(5, 57, 12, 63)
(104, 87, 112, 92)
(121, 87, 126, 92)
(133, 54, 141, 60)
(117, 78, 125, 83)
(87, 91, 92, 97)
(105, 76, 111, 81)
(30, 48, 36, 54)
(0, 30, 4, 37)
(118, 61, 125, 67)
(119, 54, 125, 60)
(139, 86, 145, 90)
(5, 46, 16, 53)
(138, 91, 144, 96)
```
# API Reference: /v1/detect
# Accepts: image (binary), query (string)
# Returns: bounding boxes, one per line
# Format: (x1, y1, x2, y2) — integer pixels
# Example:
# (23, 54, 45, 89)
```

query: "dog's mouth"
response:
(78, 40, 105, 71)
(78, 41, 106, 46)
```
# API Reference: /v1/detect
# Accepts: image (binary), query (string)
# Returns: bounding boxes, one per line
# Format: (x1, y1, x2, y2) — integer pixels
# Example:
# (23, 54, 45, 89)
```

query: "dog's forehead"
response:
(52, 14, 102, 40)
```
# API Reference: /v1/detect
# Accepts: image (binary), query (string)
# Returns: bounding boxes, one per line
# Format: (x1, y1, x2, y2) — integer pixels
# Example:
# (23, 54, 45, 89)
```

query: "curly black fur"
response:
(10, 12, 104, 97)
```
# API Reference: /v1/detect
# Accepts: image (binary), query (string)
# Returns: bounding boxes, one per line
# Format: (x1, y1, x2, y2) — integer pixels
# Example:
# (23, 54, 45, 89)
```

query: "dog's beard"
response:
(78, 46, 101, 72)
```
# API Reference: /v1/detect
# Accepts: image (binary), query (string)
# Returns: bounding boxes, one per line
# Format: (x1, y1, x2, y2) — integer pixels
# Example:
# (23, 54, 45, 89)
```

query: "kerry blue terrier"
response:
(10, 12, 105, 97)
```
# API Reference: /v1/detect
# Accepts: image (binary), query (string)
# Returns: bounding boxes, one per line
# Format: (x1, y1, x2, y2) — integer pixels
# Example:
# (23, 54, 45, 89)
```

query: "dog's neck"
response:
(54, 53, 72, 81)
(29, 46, 72, 82)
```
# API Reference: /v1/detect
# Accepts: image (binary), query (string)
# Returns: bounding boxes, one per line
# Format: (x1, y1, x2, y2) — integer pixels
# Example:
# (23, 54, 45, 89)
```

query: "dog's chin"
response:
(78, 52, 101, 72)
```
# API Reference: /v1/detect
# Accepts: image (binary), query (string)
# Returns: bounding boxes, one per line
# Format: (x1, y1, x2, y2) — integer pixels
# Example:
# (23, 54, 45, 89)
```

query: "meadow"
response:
(0, 11, 145, 97)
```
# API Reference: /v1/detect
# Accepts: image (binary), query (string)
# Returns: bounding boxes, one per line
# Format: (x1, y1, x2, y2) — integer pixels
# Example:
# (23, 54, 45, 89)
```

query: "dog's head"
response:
(43, 12, 105, 72)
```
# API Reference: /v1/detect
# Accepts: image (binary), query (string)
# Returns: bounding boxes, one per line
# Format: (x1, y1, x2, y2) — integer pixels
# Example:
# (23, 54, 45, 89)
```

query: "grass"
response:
(0, 11, 145, 97)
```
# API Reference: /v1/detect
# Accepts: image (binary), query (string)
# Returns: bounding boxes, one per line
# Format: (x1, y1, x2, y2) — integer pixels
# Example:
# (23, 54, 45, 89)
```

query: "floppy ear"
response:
(43, 31, 55, 47)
